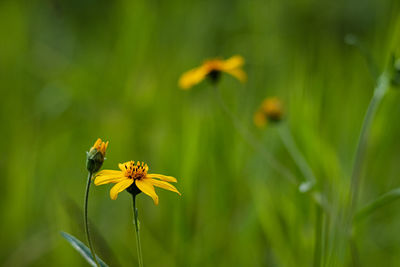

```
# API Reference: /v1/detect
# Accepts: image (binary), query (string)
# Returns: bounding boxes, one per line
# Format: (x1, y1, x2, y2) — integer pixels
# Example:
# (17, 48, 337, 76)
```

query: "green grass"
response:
(1, 0, 400, 266)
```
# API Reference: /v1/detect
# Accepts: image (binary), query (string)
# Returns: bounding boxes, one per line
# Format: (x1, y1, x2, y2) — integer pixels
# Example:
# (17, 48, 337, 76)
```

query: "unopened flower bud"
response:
(86, 138, 108, 173)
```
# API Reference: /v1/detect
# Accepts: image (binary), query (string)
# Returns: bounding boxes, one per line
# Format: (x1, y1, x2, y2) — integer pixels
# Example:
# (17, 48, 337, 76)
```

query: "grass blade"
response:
(61, 231, 109, 267)
(355, 187, 400, 222)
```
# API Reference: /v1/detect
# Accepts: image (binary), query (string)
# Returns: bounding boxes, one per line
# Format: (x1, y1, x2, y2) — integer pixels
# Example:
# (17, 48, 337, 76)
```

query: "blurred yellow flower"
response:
(254, 97, 284, 128)
(253, 110, 268, 128)
(179, 55, 247, 89)
(94, 161, 181, 204)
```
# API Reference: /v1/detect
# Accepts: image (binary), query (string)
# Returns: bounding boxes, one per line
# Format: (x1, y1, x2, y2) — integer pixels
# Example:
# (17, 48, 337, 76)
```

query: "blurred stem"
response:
(212, 85, 297, 185)
(277, 124, 331, 212)
(313, 205, 323, 267)
(132, 195, 144, 267)
(350, 235, 361, 267)
(322, 211, 329, 267)
(348, 73, 390, 223)
(277, 123, 316, 188)
(213, 85, 329, 213)
(84, 172, 100, 267)
(346, 34, 379, 80)
(355, 187, 400, 223)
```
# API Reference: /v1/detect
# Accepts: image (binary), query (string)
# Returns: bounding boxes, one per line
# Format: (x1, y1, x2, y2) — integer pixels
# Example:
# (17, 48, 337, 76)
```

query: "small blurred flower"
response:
(94, 161, 181, 204)
(86, 138, 109, 173)
(254, 97, 284, 128)
(253, 110, 268, 128)
(179, 55, 246, 89)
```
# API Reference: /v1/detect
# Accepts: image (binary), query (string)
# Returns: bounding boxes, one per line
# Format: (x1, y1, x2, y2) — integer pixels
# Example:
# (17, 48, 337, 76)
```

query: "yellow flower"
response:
(87, 138, 109, 173)
(178, 55, 247, 89)
(94, 161, 181, 205)
(254, 97, 284, 128)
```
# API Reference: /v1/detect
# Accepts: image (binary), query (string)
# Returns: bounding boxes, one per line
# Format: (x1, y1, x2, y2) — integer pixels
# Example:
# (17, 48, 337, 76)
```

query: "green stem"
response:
(350, 235, 361, 267)
(348, 73, 390, 223)
(355, 187, 400, 223)
(313, 205, 323, 267)
(345, 34, 379, 80)
(213, 85, 329, 213)
(213, 85, 298, 185)
(84, 172, 100, 267)
(277, 123, 316, 189)
(277, 123, 331, 213)
(132, 195, 144, 267)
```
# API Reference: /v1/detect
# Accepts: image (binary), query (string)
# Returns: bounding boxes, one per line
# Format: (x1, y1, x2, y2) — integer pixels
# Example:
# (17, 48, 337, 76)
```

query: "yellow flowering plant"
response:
(253, 97, 284, 128)
(62, 138, 110, 266)
(84, 138, 109, 267)
(178, 55, 246, 89)
(94, 160, 180, 267)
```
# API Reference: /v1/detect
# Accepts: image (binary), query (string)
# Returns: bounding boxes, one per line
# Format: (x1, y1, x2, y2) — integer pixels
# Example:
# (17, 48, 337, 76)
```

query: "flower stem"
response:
(278, 124, 327, 265)
(348, 73, 389, 223)
(132, 195, 144, 267)
(213, 85, 298, 185)
(277, 123, 316, 187)
(313, 204, 323, 267)
(84, 172, 100, 267)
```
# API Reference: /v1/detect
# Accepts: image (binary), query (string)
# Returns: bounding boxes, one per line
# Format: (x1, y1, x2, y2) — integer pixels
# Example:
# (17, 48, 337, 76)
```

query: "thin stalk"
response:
(348, 73, 390, 223)
(84, 172, 100, 267)
(132, 195, 144, 267)
(213, 85, 329, 212)
(345, 34, 379, 80)
(355, 187, 400, 223)
(350, 235, 361, 267)
(277, 123, 316, 187)
(277, 123, 331, 213)
(213, 85, 297, 185)
(313, 205, 323, 267)
(321, 211, 329, 267)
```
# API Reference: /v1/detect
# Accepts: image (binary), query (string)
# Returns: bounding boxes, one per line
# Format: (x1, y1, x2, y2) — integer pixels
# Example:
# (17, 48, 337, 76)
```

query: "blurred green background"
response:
(1, 0, 400, 266)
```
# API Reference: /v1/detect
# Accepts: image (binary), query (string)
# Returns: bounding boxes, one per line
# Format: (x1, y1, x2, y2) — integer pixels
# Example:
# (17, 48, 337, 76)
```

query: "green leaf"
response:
(61, 232, 109, 267)
(355, 187, 400, 223)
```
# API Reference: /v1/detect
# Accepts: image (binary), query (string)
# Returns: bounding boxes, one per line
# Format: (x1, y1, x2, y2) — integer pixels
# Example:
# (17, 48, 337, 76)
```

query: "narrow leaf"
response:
(61, 232, 109, 267)
(355, 187, 400, 222)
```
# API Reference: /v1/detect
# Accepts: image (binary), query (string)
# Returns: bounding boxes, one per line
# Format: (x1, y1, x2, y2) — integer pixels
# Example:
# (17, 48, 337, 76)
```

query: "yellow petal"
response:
(135, 179, 159, 205)
(253, 110, 267, 128)
(100, 142, 106, 154)
(149, 179, 181, 195)
(94, 138, 101, 147)
(178, 66, 209, 90)
(147, 173, 177, 183)
(118, 163, 126, 171)
(110, 179, 134, 200)
(221, 55, 245, 70)
(94, 173, 126, 186)
(224, 68, 247, 83)
(96, 170, 122, 176)
(91, 138, 102, 151)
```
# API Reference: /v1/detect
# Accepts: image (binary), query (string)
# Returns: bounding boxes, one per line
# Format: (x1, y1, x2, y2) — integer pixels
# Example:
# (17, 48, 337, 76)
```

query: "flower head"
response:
(254, 97, 284, 128)
(179, 55, 246, 89)
(86, 138, 109, 173)
(94, 161, 181, 205)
